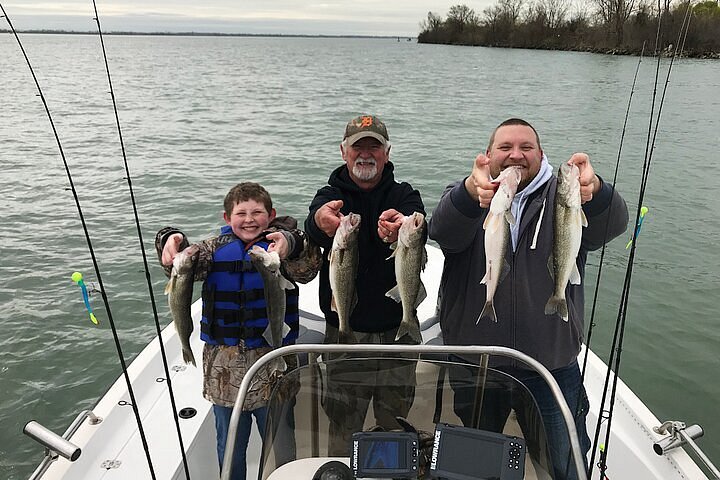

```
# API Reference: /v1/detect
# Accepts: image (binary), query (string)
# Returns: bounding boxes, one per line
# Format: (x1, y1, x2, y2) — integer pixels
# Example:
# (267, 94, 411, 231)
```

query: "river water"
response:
(1, 34, 718, 478)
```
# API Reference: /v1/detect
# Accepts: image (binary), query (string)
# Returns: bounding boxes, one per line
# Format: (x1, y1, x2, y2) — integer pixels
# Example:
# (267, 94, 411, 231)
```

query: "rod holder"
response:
(653, 423, 703, 455)
(23, 421, 81, 461)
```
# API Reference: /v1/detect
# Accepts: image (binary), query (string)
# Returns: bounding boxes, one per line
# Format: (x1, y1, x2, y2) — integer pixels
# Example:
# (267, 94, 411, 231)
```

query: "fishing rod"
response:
(90, 2, 192, 478)
(0, 5, 158, 479)
(564, 41, 646, 480)
(589, 3, 695, 478)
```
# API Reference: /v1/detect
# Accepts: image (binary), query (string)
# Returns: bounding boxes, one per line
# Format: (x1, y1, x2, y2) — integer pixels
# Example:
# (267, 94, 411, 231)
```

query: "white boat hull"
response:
(27, 246, 710, 480)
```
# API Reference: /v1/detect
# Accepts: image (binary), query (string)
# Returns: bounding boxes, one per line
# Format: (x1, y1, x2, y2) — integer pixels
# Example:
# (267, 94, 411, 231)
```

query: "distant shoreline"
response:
(0, 29, 416, 40)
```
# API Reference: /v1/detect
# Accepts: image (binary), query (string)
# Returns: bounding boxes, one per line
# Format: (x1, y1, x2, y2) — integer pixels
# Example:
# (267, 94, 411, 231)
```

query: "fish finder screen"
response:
(437, 432, 504, 478)
(359, 439, 406, 470)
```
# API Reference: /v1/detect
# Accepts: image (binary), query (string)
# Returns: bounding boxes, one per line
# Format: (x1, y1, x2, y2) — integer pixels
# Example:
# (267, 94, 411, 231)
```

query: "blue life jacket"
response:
(200, 229, 299, 348)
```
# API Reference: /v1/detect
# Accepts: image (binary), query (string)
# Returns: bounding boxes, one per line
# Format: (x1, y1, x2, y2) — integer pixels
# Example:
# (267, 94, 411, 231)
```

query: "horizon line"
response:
(0, 29, 418, 39)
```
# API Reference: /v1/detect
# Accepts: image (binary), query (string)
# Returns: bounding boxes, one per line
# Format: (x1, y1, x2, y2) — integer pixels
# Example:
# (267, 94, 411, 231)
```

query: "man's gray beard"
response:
(352, 159, 377, 181)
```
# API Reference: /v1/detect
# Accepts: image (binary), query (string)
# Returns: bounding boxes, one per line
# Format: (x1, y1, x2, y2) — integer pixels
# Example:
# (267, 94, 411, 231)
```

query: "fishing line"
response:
(90, 2, 192, 478)
(589, 2, 693, 477)
(564, 41, 646, 480)
(0, 5, 157, 479)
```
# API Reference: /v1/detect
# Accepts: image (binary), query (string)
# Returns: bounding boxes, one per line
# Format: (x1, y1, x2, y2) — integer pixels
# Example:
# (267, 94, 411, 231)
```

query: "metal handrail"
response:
(220, 344, 588, 480)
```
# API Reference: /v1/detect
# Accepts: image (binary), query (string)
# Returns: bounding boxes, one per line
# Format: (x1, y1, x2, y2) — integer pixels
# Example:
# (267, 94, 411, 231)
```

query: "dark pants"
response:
(213, 404, 267, 480)
(322, 324, 417, 456)
(449, 360, 591, 480)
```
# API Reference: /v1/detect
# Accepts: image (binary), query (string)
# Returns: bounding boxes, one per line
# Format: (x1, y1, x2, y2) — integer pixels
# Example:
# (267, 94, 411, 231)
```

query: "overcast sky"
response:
(2, 1, 500, 37)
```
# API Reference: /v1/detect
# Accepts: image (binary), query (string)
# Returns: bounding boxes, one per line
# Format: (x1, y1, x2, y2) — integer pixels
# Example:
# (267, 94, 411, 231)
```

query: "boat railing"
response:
(24, 410, 102, 480)
(220, 343, 589, 480)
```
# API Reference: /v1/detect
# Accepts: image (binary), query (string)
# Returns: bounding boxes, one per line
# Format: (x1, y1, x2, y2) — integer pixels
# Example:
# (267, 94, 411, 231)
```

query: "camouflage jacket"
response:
(155, 217, 321, 409)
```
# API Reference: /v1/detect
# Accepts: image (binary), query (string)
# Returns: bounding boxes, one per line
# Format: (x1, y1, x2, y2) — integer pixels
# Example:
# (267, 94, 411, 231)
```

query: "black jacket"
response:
(305, 163, 425, 333)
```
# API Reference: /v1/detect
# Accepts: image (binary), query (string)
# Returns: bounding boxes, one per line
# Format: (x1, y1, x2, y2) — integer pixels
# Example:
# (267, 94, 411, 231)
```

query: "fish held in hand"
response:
(329, 213, 361, 344)
(479, 166, 522, 323)
(249, 245, 295, 374)
(164, 245, 199, 366)
(386, 212, 427, 343)
(545, 162, 588, 322)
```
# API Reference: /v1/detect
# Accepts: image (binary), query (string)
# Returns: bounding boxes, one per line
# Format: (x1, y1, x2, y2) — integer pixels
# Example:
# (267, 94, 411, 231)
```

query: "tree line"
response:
(417, 1, 720, 57)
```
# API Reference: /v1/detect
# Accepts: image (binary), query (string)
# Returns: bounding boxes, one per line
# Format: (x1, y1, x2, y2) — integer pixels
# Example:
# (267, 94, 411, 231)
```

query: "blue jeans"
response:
(213, 404, 267, 480)
(449, 360, 591, 480)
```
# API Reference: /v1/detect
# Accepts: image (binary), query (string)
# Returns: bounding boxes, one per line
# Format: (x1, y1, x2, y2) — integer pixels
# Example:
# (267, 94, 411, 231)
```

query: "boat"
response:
(24, 245, 718, 480)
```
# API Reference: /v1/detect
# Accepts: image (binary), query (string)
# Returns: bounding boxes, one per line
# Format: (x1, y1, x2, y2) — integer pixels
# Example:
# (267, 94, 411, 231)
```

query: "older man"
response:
(305, 114, 426, 455)
(428, 118, 628, 480)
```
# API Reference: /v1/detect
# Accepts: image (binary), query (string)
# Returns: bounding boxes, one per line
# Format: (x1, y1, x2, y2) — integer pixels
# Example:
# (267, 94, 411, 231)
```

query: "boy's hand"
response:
(314, 199, 344, 237)
(266, 232, 289, 259)
(161, 233, 184, 266)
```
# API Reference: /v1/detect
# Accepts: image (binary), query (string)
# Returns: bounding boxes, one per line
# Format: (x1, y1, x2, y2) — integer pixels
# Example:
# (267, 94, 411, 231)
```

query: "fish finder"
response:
(350, 431, 420, 479)
(429, 423, 526, 480)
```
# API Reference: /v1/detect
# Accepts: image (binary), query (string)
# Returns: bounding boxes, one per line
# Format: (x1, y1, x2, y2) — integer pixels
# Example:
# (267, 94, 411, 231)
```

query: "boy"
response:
(156, 182, 320, 480)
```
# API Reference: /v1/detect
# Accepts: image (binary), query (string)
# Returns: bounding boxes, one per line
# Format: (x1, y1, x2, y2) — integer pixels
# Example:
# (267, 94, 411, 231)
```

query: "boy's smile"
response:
(223, 199, 276, 243)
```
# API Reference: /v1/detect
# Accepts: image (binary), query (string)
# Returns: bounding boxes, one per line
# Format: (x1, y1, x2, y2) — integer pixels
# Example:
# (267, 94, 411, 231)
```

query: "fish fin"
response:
(483, 213, 501, 233)
(282, 322, 291, 340)
(421, 247, 428, 271)
(278, 274, 295, 290)
(499, 259, 511, 284)
(395, 319, 422, 343)
(477, 301, 497, 324)
(581, 209, 588, 228)
(385, 285, 402, 303)
(415, 282, 427, 308)
(182, 348, 197, 367)
(544, 296, 569, 321)
(262, 325, 274, 346)
(547, 254, 555, 280)
(164, 277, 175, 295)
(386, 245, 398, 261)
(481, 259, 494, 285)
(505, 210, 516, 226)
(330, 295, 337, 313)
(351, 291, 358, 313)
(569, 263, 581, 285)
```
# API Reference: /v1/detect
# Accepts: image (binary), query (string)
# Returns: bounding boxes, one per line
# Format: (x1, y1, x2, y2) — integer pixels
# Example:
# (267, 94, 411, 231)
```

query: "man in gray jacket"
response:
(428, 118, 628, 480)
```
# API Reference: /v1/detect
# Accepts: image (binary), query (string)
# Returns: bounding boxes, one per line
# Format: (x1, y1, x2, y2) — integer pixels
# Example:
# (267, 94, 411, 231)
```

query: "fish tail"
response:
(182, 348, 196, 367)
(395, 319, 422, 343)
(270, 356, 287, 376)
(338, 328, 357, 344)
(544, 296, 569, 321)
(477, 301, 497, 324)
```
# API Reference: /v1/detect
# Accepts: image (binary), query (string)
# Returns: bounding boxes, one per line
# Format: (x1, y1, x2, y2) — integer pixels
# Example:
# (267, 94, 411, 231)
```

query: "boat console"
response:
(222, 344, 587, 480)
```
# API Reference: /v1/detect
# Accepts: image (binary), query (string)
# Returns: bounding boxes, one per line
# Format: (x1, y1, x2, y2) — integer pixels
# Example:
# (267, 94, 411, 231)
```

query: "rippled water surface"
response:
(1, 35, 719, 478)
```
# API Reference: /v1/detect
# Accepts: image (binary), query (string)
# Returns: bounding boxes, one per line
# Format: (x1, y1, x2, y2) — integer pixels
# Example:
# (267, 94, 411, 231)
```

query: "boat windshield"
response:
(257, 352, 566, 480)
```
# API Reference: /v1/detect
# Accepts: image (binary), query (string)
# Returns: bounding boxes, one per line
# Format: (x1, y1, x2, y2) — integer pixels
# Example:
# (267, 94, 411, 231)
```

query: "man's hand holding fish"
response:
(568, 152, 602, 204)
(464, 153, 498, 208)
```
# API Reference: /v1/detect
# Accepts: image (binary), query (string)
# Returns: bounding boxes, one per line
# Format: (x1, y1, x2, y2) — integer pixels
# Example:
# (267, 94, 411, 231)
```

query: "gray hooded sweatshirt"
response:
(428, 171, 628, 370)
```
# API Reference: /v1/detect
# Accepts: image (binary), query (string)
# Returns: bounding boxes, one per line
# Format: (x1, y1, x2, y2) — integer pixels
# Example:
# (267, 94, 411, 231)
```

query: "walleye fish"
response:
(329, 213, 361, 343)
(386, 212, 427, 343)
(164, 245, 199, 366)
(478, 166, 522, 323)
(249, 245, 294, 373)
(545, 162, 588, 321)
